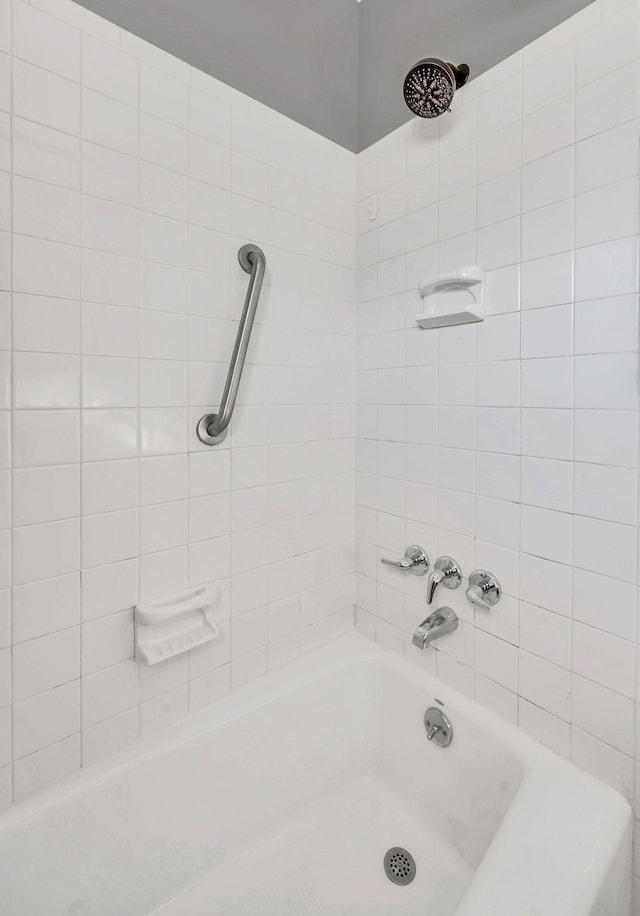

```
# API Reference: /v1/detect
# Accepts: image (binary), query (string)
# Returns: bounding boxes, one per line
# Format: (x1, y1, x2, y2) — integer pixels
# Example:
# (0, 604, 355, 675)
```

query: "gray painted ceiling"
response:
(75, 0, 592, 151)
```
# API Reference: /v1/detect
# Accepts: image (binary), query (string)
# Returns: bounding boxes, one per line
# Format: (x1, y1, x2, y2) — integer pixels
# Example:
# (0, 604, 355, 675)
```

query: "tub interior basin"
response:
(0, 635, 629, 916)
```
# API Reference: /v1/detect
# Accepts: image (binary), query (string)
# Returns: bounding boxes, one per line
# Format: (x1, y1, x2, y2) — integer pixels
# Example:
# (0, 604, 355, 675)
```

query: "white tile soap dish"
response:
(416, 265, 486, 328)
(135, 583, 220, 666)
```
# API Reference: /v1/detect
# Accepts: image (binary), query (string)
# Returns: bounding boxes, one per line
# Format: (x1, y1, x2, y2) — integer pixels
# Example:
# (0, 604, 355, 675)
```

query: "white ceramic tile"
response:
(82, 408, 137, 460)
(82, 195, 138, 258)
(574, 515, 637, 583)
(521, 357, 572, 409)
(575, 61, 638, 141)
(572, 569, 637, 641)
(140, 360, 188, 407)
(475, 630, 518, 691)
(574, 463, 637, 525)
(140, 113, 188, 173)
(575, 353, 638, 410)
(14, 176, 80, 245)
(575, 236, 638, 301)
(82, 88, 137, 156)
(13, 352, 80, 408)
(521, 457, 572, 513)
(82, 509, 138, 569)
(522, 95, 574, 164)
(521, 147, 573, 213)
(82, 460, 138, 516)
(522, 44, 574, 114)
(575, 121, 639, 194)
(13, 1, 80, 80)
(13, 518, 80, 586)
(573, 622, 635, 698)
(12, 117, 80, 189)
(82, 249, 138, 308)
(519, 649, 571, 719)
(13, 59, 79, 134)
(189, 87, 231, 145)
(13, 573, 80, 643)
(576, 4, 638, 88)
(574, 409, 638, 467)
(571, 727, 633, 802)
(82, 707, 138, 767)
(140, 501, 188, 555)
(140, 64, 188, 127)
(82, 611, 133, 675)
(522, 199, 573, 261)
(477, 170, 520, 228)
(575, 178, 638, 249)
(140, 407, 188, 456)
(572, 673, 634, 755)
(82, 355, 136, 409)
(140, 162, 188, 221)
(13, 681, 80, 759)
(82, 142, 138, 207)
(520, 305, 573, 359)
(520, 505, 572, 565)
(82, 558, 138, 621)
(520, 408, 572, 461)
(13, 734, 80, 802)
(519, 602, 571, 668)
(82, 660, 138, 728)
(140, 455, 188, 506)
(82, 35, 138, 106)
(13, 465, 80, 526)
(518, 698, 570, 757)
(13, 295, 80, 354)
(13, 628, 80, 701)
(575, 294, 638, 356)
(13, 409, 80, 468)
(13, 235, 80, 300)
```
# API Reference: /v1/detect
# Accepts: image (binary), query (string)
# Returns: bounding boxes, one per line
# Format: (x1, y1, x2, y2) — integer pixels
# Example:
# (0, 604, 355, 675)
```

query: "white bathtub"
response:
(0, 633, 631, 915)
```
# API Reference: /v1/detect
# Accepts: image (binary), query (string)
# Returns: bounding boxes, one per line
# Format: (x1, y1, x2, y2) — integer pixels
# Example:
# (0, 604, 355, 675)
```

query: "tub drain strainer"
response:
(384, 847, 416, 885)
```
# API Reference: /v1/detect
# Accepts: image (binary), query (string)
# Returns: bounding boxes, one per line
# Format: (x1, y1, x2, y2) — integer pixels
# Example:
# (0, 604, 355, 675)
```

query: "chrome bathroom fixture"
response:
(466, 570, 502, 610)
(403, 58, 470, 118)
(412, 606, 458, 649)
(424, 706, 453, 747)
(426, 556, 463, 605)
(380, 545, 429, 576)
(196, 243, 266, 446)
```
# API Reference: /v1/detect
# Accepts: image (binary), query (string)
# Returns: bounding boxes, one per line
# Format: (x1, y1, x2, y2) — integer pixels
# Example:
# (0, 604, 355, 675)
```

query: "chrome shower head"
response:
(403, 58, 470, 118)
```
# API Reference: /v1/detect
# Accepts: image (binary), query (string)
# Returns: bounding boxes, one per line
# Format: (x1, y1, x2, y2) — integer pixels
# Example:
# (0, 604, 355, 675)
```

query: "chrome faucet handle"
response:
(466, 570, 501, 610)
(426, 556, 463, 605)
(380, 545, 429, 577)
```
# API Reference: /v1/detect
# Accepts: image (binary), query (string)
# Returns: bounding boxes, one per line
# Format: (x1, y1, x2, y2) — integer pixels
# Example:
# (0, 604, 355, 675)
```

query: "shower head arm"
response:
(448, 62, 470, 89)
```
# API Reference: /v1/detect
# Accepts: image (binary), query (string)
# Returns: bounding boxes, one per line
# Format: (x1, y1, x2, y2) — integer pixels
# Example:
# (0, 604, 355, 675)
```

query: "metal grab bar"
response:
(196, 243, 266, 446)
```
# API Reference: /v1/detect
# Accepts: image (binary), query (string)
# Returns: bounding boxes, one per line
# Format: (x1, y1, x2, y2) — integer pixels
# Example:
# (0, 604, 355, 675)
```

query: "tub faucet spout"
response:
(412, 606, 458, 649)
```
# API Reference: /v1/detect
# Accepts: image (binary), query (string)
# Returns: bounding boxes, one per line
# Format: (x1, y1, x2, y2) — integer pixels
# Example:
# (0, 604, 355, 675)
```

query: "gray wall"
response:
(75, 0, 360, 151)
(76, 0, 593, 152)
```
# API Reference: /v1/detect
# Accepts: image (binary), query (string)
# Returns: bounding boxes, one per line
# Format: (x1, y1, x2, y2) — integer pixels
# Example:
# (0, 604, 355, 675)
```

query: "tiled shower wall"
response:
(0, 0, 357, 803)
(354, 0, 640, 894)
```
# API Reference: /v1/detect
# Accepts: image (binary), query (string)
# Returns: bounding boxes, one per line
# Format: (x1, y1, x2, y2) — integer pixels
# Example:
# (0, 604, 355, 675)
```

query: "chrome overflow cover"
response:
(424, 706, 452, 747)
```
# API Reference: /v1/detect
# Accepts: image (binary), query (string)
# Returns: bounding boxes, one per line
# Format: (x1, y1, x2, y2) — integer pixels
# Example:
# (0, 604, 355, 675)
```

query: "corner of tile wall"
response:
(354, 0, 640, 899)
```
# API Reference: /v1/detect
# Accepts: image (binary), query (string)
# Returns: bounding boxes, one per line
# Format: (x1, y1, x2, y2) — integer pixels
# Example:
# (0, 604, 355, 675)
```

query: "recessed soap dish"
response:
(416, 265, 486, 329)
(135, 583, 220, 666)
